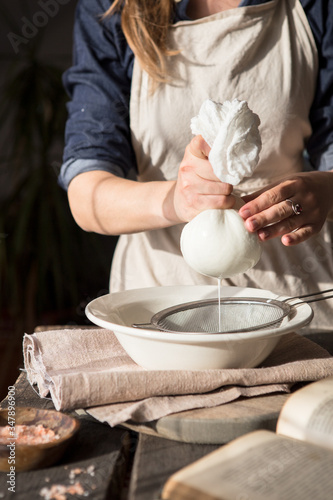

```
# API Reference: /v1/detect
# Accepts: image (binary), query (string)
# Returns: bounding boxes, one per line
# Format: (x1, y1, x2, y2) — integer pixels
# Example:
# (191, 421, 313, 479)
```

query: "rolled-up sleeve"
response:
(59, 0, 136, 190)
(242, 0, 333, 172)
(305, 1, 333, 171)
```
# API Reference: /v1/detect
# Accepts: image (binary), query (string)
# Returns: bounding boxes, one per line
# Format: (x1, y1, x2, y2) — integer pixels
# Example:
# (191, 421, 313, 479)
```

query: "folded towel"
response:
(23, 329, 333, 426)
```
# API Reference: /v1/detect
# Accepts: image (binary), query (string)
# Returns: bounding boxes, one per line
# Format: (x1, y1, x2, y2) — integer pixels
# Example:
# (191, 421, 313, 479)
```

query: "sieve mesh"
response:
(132, 288, 333, 334)
(149, 298, 291, 334)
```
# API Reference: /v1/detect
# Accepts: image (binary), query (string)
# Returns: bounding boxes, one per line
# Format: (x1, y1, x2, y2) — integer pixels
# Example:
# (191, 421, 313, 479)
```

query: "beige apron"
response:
(110, 0, 333, 330)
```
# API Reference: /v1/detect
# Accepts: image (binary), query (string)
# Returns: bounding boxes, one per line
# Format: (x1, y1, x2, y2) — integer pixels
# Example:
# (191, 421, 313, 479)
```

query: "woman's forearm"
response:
(67, 170, 180, 235)
(67, 138, 235, 236)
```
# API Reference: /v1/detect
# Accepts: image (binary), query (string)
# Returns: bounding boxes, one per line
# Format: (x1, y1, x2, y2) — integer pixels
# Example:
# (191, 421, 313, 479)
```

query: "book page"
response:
(276, 376, 333, 450)
(162, 430, 333, 500)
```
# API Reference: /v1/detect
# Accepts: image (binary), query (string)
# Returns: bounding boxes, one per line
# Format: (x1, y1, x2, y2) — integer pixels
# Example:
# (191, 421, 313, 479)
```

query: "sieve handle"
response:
(132, 322, 159, 331)
(286, 287, 333, 304)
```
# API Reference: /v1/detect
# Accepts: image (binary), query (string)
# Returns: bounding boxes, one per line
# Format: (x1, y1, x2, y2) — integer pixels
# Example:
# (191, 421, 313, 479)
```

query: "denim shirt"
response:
(59, 0, 333, 190)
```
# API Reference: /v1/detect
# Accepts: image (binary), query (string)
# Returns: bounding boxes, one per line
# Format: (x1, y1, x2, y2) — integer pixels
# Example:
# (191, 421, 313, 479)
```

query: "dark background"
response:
(0, 0, 118, 399)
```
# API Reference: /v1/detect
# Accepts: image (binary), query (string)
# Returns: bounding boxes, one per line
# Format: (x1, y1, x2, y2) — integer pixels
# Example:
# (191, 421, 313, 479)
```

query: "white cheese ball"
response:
(180, 209, 262, 279)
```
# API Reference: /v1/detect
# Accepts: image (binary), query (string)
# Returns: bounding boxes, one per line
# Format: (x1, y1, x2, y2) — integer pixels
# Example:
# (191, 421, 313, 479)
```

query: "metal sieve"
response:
(132, 288, 333, 334)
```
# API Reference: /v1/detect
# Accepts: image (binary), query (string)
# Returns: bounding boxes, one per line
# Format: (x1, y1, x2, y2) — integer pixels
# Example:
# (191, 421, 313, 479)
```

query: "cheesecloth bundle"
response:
(181, 98, 262, 279)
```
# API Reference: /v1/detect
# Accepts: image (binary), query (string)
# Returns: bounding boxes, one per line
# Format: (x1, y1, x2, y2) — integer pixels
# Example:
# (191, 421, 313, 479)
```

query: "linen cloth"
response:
(23, 328, 333, 427)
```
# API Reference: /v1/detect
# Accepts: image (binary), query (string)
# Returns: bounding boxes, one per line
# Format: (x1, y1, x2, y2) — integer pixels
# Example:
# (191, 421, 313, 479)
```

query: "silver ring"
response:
(286, 199, 303, 216)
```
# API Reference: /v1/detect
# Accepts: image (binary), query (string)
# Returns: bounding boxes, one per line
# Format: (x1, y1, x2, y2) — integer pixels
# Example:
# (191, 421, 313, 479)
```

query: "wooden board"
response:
(122, 331, 333, 445)
(128, 433, 219, 500)
(122, 392, 289, 444)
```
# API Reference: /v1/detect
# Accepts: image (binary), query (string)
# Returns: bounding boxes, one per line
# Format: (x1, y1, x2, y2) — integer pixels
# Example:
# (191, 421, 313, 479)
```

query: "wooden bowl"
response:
(0, 407, 80, 471)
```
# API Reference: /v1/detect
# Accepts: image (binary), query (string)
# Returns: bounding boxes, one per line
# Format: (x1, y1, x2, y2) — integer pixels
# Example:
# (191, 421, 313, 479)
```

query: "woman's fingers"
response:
(281, 225, 315, 246)
(256, 215, 311, 243)
(239, 172, 333, 245)
(181, 137, 225, 183)
(178, 164, 233, 195)
(174, 135, 235, 221)
(241, 197, 303, 232)
(188, 134, 211, 159)
(239, 182, 294, 220)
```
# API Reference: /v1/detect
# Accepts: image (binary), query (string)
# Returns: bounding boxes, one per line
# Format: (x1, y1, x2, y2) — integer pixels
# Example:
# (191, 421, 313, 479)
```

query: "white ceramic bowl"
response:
(85, 285, 313, 370)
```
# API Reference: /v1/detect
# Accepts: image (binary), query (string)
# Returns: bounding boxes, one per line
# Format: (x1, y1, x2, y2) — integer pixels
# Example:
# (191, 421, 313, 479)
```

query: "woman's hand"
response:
(172, 135, 235, 222)
(238, 171, 333, 246)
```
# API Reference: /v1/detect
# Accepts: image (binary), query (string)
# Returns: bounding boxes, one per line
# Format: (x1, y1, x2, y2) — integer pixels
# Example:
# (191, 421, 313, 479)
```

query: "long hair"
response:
(104, 0, 178, 83)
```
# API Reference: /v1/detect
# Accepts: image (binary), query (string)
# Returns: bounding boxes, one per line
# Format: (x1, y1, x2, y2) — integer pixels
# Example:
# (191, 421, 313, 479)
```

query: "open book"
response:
(162, 376, 333, 500)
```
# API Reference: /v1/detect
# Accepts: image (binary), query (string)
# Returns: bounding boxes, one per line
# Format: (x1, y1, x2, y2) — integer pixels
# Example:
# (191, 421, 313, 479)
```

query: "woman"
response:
(60, 0, 333, 329)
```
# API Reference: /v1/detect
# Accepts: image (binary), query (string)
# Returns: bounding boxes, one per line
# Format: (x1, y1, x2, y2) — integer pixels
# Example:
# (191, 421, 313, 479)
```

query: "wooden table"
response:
(0, 330, 332, 500)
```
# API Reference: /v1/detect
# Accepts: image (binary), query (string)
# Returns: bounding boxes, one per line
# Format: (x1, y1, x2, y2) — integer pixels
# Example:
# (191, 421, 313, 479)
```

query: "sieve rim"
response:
(148, 297, 293, 334)
(87, 285, 314, 341)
